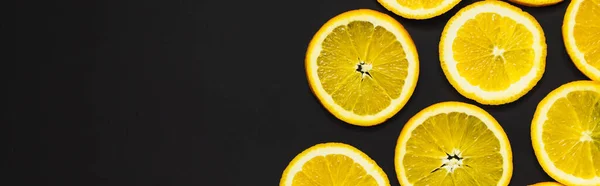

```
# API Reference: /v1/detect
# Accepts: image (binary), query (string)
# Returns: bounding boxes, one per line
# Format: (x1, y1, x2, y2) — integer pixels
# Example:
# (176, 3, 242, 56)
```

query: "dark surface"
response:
(11, 0, 586, 185)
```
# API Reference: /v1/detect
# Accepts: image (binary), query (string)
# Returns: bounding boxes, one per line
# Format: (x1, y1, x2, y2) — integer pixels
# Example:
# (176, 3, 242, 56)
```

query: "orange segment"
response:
(439, 0, 546, 105)
(306, 9, 419, 126)
(564, 0, 600, 81)
(280, 143, 390, 186)
(532, 80, 600, 185)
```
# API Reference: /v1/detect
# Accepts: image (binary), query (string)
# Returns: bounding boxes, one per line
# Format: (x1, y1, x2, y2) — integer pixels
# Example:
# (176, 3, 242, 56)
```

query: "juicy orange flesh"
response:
(292, 154, 378, 186)
(453, 12, 535, 91)
(573, 0, 600, 68)
(317, 21, 408, 116)
(403, 112, 504, 185)
(393, 0, 446, 9)
(542, 90, 600, 179)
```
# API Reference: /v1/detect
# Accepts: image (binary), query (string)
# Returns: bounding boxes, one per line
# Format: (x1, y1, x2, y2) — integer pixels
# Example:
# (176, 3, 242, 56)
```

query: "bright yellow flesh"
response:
(292, 154, 378, 186)
(529, 181, 564, 186)
(509, 0, 564, 7)
(403, 112, 504, 185)
(317, 21, 408, 116)
(453, 13, 535, 91)
(573, 0, 600, 69)
(542, 90, 600, 179)
(393, 0, 447, 9)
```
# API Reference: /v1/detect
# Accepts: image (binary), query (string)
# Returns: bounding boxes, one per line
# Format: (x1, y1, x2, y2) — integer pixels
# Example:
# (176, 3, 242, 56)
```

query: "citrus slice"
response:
(528, 181, 564, 186)
(306, 9, 419, 126)
(531, 80, 600, 186)
(280, 142, 390, 186)
(563, 0, 600, 81)
(439, 0, 547, 105)
(377, 0, 462, 20)
(395, 101, 513, 186)
(508, 0, 564, 7)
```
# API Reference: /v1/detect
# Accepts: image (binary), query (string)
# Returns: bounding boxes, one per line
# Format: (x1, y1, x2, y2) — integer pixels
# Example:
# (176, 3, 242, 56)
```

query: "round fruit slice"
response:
(395, 101, 513, 186)
(377, 0, 462, 20)
(563, 0, 600, 81)
(528, 181, 564, 186)
(439, 0, 547, 105)
(280, 142, 390, 186)
(508, 0, 564, 7)
(306, 9, 419, 126)
(531, 80, 600, 186)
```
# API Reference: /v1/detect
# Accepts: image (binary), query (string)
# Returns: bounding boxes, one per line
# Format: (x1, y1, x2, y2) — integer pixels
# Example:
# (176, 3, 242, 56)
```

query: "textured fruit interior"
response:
(393, 0, 446, 9)
(542, 90, 600, 179)
(453, 13, 535, 91)
(317, 21, 408, 116)
(403, 112, 504, 185)
(530, 182, 565, 186)
(573, 0, 600, 68)
(292, 154, 378, 186)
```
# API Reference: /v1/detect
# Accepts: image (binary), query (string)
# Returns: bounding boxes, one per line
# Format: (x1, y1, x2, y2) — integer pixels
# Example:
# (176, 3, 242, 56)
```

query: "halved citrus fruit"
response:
(528, 181, 564, 186)
(280, 142, 390, 186)
(395, 101, 513, 186)
(439, 0, 547, 105)
(531, 80, 600, 186)
(306, 9, 419, 126)
(377, 0, 462, 20)
(508, 0, 564, 7)
(563, 0, 600, 81)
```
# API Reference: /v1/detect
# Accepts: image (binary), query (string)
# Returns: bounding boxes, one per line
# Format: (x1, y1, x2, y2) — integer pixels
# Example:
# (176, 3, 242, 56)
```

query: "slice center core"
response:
(433, 150, 464, 173)
(580, 130, 593, 142)
(492, 46, 505, 57)
(356, 60, 373, 79)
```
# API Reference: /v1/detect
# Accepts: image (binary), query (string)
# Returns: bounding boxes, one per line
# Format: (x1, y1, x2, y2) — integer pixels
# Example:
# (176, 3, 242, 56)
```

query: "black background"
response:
(11, 0, 586, 185)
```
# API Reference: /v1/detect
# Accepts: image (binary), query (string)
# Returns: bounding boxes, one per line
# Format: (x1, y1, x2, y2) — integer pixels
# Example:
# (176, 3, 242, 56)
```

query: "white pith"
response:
(493, 46, 506, 57)
(580, 131, 592, 142)
(442, 149, 464, 172)
(358, 62, 373, 78)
